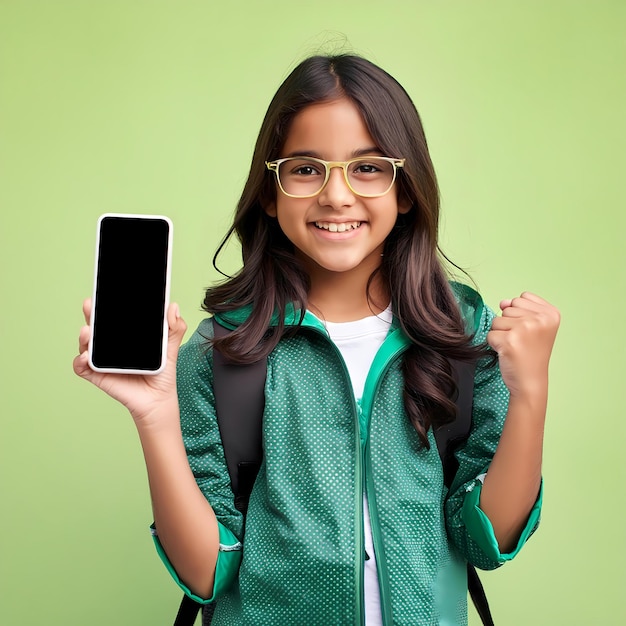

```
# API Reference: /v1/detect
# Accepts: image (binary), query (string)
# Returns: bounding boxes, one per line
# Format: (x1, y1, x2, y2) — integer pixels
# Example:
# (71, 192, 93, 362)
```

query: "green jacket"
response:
(153, 284, 542, 625)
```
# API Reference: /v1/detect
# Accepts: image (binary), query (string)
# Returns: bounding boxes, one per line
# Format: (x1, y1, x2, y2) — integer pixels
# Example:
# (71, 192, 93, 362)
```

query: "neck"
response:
(306, 266, 389, 323)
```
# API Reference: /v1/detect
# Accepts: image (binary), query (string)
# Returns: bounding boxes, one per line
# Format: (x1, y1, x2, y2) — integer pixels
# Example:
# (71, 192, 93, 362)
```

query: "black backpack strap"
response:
(211, 318, 266, 515)
(173, 595, 202, 626)
(434, 359, 476, 487)
(435, 358, 494, 626)
(468, 564, 495, 626)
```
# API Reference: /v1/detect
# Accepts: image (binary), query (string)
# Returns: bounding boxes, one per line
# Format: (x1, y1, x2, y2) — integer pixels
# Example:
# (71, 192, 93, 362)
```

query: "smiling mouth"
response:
(314, 221, 362, 233)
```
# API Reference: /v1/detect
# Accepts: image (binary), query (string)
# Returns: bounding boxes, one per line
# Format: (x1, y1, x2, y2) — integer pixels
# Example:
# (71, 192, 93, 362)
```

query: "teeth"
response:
(314, 221, 361, 232)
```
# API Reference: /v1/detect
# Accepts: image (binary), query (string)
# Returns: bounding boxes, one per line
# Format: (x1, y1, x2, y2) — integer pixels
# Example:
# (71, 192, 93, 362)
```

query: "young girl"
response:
(74, 54, 560, 625)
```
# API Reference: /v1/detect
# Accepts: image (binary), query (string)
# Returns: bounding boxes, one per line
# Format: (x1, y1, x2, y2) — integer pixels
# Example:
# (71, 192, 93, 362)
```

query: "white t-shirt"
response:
(322, 307, 393, 626)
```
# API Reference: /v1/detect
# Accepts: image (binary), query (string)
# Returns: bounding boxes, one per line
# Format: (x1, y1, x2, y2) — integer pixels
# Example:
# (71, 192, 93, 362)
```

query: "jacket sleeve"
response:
(151, 318, 244, 603)
(444, 300, 542, 571)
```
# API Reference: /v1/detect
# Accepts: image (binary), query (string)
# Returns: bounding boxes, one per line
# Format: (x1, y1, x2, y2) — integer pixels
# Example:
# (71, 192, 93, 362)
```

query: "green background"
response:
(1, 1, 624, 624)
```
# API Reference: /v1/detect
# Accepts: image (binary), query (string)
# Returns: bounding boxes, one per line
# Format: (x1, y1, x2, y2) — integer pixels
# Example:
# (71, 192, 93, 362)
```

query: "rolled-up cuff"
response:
(461, 478, 543, 563)
(150, 521, 242, 603)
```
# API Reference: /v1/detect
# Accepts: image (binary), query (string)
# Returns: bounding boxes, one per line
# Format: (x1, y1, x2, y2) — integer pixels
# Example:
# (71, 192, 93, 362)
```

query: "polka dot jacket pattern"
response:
(173, 286, 532, 625)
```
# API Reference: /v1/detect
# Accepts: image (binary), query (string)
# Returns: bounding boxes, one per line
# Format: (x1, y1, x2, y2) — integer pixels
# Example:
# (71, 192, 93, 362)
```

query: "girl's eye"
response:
(352, 161, 383, 174)
(284, 159, 324, 177)
(292, 165, 321, 176)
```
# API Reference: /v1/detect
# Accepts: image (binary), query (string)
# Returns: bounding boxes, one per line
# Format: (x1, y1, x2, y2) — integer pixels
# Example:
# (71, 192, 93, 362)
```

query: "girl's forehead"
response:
(281, 97, 378, 159)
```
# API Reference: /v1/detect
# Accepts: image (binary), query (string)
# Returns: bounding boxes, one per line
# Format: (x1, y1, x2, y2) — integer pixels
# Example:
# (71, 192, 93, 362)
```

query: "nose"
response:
(317, 165, 355, 209)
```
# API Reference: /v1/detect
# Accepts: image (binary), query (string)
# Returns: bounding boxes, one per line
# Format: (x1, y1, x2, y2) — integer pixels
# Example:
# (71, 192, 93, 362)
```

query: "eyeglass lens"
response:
(277, 158, 396, 197)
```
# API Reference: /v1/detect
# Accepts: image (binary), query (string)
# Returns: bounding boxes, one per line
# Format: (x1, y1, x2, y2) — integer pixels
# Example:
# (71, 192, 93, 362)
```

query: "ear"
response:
(397, 194, 411, 215)
(264, 201, 277, 217)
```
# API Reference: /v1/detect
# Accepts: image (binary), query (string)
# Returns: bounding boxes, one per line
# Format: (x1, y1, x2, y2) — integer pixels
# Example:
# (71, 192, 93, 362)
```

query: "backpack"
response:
(173, 318, 494, 626)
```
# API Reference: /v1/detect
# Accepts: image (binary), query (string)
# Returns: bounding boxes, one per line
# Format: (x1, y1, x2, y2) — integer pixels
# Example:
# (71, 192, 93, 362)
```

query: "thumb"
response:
(486, 328, 506, 354)
(166, 303, 187, 354)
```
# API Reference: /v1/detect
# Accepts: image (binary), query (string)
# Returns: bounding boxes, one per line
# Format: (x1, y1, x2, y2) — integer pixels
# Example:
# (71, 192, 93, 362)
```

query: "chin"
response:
(314, 258, 371, 275)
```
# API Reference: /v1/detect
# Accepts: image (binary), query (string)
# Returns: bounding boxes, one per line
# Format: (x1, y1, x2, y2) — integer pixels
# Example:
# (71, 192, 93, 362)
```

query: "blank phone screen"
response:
(91, 216, 170, 371)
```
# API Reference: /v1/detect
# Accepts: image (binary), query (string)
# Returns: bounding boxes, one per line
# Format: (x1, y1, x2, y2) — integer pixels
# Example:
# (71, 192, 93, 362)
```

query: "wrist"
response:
(506, 388, 548, 424)
(132, 397, 182, 437)
(505, 369, 548, 406)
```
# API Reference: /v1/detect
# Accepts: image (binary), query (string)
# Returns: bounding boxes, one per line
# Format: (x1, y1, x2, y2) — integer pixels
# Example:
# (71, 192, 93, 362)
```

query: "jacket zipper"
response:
(307, 327, 365, 626)
(361, 332, 409, 626)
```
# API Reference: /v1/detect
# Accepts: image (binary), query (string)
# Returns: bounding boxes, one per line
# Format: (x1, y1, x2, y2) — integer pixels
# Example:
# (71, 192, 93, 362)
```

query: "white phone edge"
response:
(87, 212, 174, 375)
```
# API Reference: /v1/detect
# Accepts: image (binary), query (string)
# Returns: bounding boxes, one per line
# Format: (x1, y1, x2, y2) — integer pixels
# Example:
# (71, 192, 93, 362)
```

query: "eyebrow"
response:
(283, 147, 384, 159)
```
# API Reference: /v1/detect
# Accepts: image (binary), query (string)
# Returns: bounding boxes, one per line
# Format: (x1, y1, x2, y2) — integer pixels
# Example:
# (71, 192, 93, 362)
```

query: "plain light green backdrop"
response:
(1, 1, 624, 624)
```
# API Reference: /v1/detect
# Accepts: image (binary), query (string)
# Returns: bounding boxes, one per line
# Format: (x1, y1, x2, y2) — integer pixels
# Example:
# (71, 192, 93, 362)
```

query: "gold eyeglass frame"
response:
(265, 156, 405, 199)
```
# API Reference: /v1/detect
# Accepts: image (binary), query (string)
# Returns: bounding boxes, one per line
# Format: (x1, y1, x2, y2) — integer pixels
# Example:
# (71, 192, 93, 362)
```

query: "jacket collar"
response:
(214, 303, 403, 336)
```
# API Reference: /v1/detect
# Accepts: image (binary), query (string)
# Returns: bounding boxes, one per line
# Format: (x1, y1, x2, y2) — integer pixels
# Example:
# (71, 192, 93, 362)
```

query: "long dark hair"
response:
(204, 54, 488, 446)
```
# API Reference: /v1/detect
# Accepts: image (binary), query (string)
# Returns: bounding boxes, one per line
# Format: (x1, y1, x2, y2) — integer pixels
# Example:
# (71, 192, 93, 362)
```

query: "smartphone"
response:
(88, 213, 173, 375)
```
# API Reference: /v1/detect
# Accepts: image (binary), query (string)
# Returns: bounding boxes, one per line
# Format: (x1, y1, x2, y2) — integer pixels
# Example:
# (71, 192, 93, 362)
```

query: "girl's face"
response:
(265, 97, 410, 286)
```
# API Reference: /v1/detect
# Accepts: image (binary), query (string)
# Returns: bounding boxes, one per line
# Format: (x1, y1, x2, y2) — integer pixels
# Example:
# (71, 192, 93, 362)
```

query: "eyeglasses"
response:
(265, 156, 405, 198)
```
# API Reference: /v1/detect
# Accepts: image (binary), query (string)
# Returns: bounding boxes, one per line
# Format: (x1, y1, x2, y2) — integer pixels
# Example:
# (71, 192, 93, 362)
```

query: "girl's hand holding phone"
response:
(487, 292, 560, 402)
(73, 298, 187, 427)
